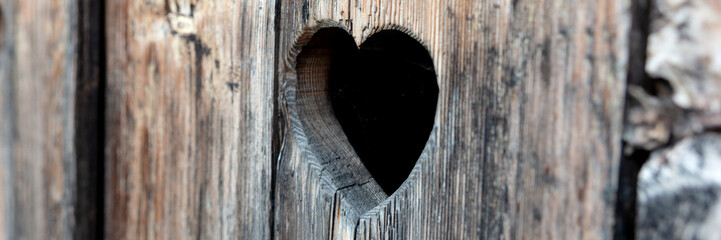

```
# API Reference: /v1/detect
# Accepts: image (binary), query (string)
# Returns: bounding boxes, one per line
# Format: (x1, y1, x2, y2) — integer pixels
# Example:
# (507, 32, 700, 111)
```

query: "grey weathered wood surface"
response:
(0, 0, 77, 239)
(105, 0, 276, 239)
(276, 0, 629, 239)
(0, 0, 105, 239)
(0, 0, 79, 239)
(7, 0, 721, 239)
(274, 21, 388, 240)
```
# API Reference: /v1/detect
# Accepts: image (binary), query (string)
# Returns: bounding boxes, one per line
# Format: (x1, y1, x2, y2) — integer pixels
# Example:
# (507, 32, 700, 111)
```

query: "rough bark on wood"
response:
(624, 0, 721, 149)
(637, 134, 721, 240)
(105, 0, 277, 239)
(275, 0, 630, 239)
(645, 0, 721, 114)
(630, 0, 721, 239)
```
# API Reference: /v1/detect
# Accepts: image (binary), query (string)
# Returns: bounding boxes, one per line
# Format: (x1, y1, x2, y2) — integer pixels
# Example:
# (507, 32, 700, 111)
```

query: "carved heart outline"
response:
(277, 20, 439, 231)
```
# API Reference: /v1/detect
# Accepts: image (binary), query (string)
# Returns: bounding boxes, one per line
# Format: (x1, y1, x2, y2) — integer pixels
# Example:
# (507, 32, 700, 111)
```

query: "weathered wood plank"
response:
(0, 0, 80, 239)
(0, 0, 13, 236)
(0, 0, 13, 237)
(355, 0, 629, 238)
(274, 19, 387, 239)
(275, 0, 629, 239)
(105, 0, 277, 239)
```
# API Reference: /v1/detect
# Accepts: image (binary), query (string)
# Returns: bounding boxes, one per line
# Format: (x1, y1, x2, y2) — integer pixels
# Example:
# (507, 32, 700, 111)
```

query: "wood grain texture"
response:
(274, 21, 387, 240)
(275, 0, 629, 239)
(0, 0, 637, 238)
(105, 0, 276, 239)
(0, 0, 13, 236)
(0, 0, 79, 239)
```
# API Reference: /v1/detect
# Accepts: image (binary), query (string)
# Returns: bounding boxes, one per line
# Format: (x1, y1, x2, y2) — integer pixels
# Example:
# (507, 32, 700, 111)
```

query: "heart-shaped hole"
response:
(300, 28, 438, 194)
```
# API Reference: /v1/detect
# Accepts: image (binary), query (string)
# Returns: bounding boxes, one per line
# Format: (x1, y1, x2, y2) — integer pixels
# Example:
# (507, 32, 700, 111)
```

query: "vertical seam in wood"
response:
(615, 0, 653, 239)
(270, 0, 283, 239)
(74, 0, 107, 238)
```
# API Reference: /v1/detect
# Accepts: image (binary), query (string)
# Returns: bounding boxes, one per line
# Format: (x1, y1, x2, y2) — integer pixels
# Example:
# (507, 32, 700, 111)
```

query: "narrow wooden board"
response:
(275, 0, 629, 239)
(105, 0, 277, 238)
(0, 0, 80, 239)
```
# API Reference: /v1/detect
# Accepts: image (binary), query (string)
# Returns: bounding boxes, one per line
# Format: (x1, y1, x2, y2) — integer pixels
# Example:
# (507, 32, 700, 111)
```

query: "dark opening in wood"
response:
(328, 30, 438, 194)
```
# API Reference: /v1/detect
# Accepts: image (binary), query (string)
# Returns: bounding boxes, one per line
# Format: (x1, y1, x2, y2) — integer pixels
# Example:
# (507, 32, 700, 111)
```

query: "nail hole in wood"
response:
(327, 30, 438, 194)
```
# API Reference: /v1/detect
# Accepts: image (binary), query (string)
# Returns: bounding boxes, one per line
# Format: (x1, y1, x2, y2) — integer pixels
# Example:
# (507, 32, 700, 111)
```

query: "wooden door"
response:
(274, 0, 627, 239)
(1, 0, 721, 239)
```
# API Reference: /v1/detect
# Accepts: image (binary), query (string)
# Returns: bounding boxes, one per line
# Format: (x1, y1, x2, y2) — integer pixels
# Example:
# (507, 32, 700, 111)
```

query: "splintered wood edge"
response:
(285, 19, 348, 72)
(358, 24, 430, 54)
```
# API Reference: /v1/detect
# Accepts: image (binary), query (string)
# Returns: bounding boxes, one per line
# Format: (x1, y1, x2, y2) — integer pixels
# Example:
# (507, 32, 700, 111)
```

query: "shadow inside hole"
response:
(328, 30, 438, 194)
